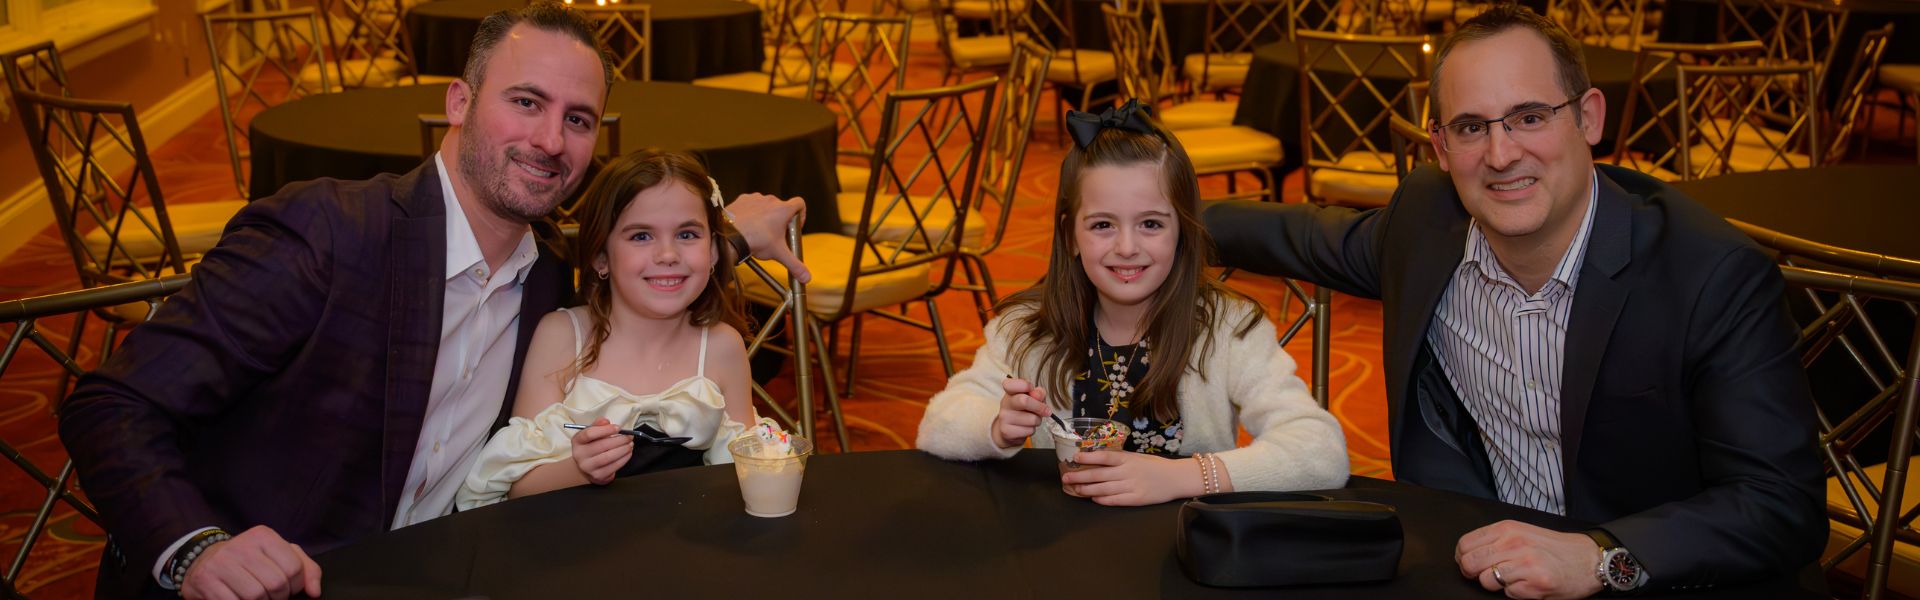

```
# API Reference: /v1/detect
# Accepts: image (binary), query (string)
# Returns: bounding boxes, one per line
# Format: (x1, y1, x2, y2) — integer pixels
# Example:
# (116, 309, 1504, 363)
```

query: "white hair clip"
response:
(708, 176, 737, 223)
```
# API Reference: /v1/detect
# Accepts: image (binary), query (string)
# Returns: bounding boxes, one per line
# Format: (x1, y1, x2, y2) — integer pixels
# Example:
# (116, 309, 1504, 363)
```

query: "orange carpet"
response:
(0, 29, 1912, 597)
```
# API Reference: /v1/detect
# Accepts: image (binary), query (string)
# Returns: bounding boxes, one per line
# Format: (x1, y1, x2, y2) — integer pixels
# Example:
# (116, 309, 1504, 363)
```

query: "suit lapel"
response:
(382, 162, 448, 525)
(1386, 186, 1472, 458)
(1559, 169, 1635, 491)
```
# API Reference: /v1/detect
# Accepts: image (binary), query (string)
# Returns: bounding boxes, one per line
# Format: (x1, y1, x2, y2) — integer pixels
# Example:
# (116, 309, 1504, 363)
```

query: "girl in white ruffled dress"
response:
(457, 150, 759, 509)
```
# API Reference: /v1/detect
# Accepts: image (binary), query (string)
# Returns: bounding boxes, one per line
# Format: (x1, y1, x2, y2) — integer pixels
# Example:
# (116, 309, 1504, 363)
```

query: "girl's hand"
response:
(990, 378, 1050, 449)
(1062, 451, 1203, 506)
(570, 417, 634, 485)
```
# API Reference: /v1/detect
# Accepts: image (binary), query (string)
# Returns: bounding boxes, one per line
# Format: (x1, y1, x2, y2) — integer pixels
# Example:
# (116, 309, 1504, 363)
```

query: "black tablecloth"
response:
(1235, 41, 1656, 174)
(314, 449, 1815, 598)
(1675, 165, 1920, 261)
(247, 81, 842, 232)
(407, 0, 764, 82)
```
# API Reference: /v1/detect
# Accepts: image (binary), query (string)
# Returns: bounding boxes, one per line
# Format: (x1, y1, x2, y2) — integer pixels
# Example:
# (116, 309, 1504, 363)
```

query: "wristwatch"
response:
(1586, 529, 1648, 593)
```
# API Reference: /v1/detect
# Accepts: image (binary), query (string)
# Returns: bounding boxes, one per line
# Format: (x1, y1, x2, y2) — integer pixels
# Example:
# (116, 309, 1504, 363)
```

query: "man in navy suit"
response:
(1205, 5, 1823, 598)
(60, 4, 809, 599)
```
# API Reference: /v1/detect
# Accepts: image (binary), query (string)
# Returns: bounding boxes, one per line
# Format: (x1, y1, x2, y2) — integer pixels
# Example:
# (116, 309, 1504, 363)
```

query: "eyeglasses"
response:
(1430, 96, 1581, 153)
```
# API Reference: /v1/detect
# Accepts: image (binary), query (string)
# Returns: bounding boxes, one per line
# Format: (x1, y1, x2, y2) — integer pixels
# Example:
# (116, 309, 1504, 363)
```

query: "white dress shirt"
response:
(391, 152, 540, 528)
(1425, 169, 1599, 515)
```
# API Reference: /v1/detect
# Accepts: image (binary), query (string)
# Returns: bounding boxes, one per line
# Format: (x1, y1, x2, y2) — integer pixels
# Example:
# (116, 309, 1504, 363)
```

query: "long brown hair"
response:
(569, 149, 750, 377)
(1001, 114, 1258, 422)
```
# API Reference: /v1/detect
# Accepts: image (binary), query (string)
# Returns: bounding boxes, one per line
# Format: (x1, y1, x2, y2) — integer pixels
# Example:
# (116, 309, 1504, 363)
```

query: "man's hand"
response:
(1062, 451, 1201, 506)
(728, 193, 810, 284)
(1455, 520, 1605, 599)
(181, 525, 322, 600)
(570, 417, 634, 485)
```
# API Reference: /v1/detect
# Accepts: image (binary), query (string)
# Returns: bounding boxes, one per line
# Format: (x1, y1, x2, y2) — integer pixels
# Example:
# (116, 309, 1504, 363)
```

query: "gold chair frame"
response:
(316, 0, 433, 88)
(1195, 0, 1290, 93)
(574, 3, 654, 82)
(1825, 24, 1893, 164)
(1296, 29, 1432, 208)
(203, 8, 334, 201)
(1549, 0, 1655, 51)
(1675, 61, 1821, 179)
(808, 13, 913, 188)
(954, 38, 1052, 324)
(1611, 40, 1766, 179)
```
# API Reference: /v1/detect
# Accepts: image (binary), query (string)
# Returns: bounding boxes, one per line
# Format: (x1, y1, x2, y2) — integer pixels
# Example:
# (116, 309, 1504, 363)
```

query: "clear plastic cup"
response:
(728, 434, 814, 517)
(1048, 417, 1131, 497)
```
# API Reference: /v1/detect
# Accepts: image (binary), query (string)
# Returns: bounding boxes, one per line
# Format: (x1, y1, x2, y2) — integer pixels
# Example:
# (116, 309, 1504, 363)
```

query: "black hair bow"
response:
(1064, 99, 1157, 149)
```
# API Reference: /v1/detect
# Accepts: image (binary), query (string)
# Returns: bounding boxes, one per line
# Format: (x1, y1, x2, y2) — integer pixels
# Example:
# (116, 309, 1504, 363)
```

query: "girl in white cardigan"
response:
(917, 101, 1349, 505)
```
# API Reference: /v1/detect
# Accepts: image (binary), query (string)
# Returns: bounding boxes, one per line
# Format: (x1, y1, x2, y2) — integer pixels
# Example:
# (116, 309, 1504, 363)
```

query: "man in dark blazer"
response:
(58, 5, 809, 599)
(1205, 6, 1823, 598)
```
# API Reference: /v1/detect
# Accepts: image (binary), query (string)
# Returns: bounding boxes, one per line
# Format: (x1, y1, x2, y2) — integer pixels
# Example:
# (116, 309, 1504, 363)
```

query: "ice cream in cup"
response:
(729, 424, 813, 517)
(1047, 417, 1131, 497)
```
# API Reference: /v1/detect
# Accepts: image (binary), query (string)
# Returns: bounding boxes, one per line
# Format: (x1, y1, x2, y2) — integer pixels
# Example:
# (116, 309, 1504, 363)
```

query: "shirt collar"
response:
(436, 152, 540, 284)
(1459, 168, 1601, 294)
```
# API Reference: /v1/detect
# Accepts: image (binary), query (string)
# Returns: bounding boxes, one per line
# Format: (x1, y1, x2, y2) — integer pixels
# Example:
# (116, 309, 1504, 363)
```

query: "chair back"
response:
(929, 0, 1019, 71)
(1, 41, 73, 101)
(1549, 0, 1654, 50)
(1198, 0, 1288, 89)
(1295, 30, 1430, 204)
(574, 3, 654, 82)
(1291, 0, 1354, 34)
(809, 13, 913, 168)
(416, 113, 624, 225)
(1019, 0, 1097, 83)
(735, 218, 824, 438)
(1612, 40, 1767, 179)
(0, 274, 190, 593)
(1675, 61, 1820, 179)
(1824, 24, 1892, 164)
(974, 39, 1051, 256)
(1776, 264, 1920, 600)
(1357, 0, 1433, 35)
(317, 0, 426, 87)
(832, 77, 998, 321)
(1389, 80, 1431, 179)
(11, 90, 192, 288)
(203, 8, 333, 200)
(1103, 0, 1173, 103)
(1770, 0, 1849, 80)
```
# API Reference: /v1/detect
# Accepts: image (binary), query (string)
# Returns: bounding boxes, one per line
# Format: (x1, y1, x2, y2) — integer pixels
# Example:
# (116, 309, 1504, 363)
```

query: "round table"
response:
(313, 449, 1816, 598)
(407, 0, 764, 82)
(1235, 41, 1657, 174)
(1675, 165, 1920, 261)
(247, 81, 842, 233)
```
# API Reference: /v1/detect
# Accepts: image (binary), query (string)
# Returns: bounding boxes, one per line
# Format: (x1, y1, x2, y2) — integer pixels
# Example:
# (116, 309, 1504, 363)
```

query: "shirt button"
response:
(1526, 380, 1539, 390)
(433, 441, 441, 453)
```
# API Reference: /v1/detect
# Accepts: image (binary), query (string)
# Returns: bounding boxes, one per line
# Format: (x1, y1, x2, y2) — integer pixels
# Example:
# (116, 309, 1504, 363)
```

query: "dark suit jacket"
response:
(1204, 163, 1825, 591)
(59, 161, 572, 597)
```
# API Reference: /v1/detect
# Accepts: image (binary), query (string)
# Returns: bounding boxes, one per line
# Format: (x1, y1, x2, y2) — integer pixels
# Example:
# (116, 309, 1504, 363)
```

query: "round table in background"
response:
(1235, 40, 1658, 174)
(1675, 165, 1920, 261)
(312, 450, 1814, 598)
(247, 81, 842, 233)
(407, 0, 764, 82)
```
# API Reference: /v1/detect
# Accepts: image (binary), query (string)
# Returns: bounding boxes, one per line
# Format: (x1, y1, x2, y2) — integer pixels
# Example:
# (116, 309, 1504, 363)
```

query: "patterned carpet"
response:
(0, 24, 1910, 597)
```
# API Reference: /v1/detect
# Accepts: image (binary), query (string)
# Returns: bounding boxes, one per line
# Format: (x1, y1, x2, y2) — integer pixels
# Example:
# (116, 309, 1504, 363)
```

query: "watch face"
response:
(1607, 550, 1643, 589)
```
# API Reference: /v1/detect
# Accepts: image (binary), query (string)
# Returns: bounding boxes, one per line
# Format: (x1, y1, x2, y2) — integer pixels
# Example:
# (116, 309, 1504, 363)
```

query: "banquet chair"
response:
(1106, 0, 1284, 202)
(0, 275, 190, 599)
(1296, 29, 1432, 209)
(693, 2, 848, 98)
(1547, 0, 1655, 51)
(574, 3, 654, 82)
(1389, 80, 1432, 179)
(1188, 0, 1290, 99)
(1018, 0, 1117, 139)
(928, 0, 1024, 85)
(735, 218, 847, 449)
(1760, 255, 1920, 598)
(1677, 62, 1821, 178)
(203, 7, 334, 200)
(805, 13, 913, 197)
(1610, 40, 1766, 181)
(415, 113, 624, 225)
(305, 0, 454, 89)
(1823, 24, 1892, 164)
(953, 39, 1051, 323)
(738, 77, 997, 407)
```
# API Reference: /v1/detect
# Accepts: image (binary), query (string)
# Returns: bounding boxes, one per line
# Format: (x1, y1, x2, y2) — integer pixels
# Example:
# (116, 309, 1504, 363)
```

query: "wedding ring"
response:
(1492, 564, 1508, 588)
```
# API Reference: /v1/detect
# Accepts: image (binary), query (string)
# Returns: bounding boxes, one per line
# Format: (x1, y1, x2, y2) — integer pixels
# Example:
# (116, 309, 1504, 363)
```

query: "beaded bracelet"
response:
(168, 529, 232, 588)
(1196, 453, 1219, 495)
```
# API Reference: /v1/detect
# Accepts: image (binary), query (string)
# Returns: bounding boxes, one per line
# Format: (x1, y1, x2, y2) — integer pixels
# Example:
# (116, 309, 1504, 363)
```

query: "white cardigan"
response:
(916, 298, 1350, 492)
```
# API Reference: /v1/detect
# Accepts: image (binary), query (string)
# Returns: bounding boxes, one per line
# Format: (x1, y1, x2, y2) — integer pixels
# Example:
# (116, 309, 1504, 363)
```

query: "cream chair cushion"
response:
(1686, 143, 1813, 173)
(1825, 459, 1920, 598)
(299, 57, 408, 89)
(1182, 52, 1252, 90)
(81, 200, 246, 262)
(736, 233, 933, 316)
(1176, 126, 1283, 170)
(1047, 49, 1116, 84)
(1160, 100, 1237, 131)
(1879, 64, 1920, 91)
(952, 0, 1027, 18)
(1308, 152, 1398, 208)
(947, 34, 1024, 69)
(835, 191, 986, 249)
(838, 164, 871, 194)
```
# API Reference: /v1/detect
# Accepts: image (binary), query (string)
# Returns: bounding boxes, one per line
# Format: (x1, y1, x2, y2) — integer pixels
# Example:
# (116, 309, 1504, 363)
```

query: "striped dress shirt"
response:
(1426, 169, 1599, 515)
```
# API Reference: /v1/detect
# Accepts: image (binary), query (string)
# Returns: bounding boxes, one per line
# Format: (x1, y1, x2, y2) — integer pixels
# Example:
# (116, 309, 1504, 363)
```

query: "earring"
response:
(596, 270, 609, 280)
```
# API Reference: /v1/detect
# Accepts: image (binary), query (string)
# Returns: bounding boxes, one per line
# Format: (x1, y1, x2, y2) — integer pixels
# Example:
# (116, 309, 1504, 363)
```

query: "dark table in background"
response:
(315, 450, 1816, 598)
(1235, 40, 1661, 175)
(247, 81, 842, 233)
(1676, 165, 1920, 261)
(407, 0, 764, 82)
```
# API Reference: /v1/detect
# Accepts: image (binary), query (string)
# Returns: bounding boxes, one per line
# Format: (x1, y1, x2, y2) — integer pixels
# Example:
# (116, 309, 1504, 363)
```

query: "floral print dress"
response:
(1070, 335, 1185, 455)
